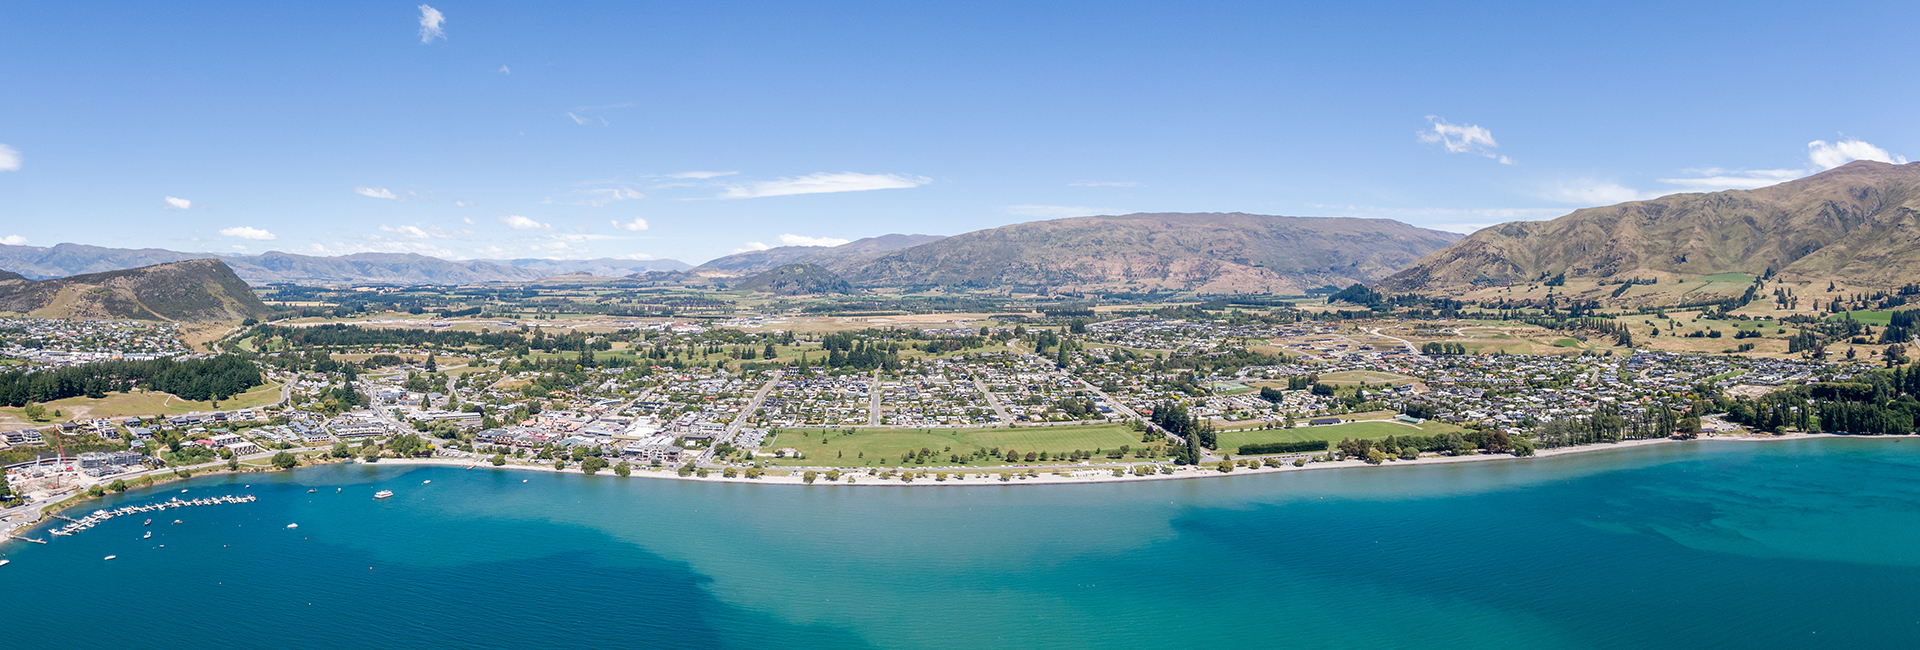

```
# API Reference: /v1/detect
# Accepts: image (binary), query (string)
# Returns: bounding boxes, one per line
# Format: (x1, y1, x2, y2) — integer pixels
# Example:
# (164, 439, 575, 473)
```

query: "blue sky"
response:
(0, 1, 1913, 265)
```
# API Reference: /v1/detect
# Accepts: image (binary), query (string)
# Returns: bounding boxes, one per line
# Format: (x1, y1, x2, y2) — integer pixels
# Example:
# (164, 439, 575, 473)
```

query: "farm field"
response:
(760, 423, 1155, 467)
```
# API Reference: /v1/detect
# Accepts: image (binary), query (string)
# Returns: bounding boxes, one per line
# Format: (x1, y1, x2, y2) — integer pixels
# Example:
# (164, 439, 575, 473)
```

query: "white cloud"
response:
(454, 200, 475, 207)
(379, 224, 472, 239)
(733, 242, 771, 253)
(497, 65, 510, 75)
(1656, 139, 1907, 193)
(1808, 138, 1907, 170)
(355, 186, 399, 200)
(0, 144, 19, 172)
(579, 187, 644, 206)
(567, 112, 587, 125)
(219, 226, 277, 240)
(163, 196, 192, 209)
(611, 217, 649, 232)
(0, 235, 26, 245)
(669, 171, 738, 179)
(717, 172, 930, 199)
(417, 5, 445, 43)
(1418, 116, 1513, 164)
(1656, 167, 1802, 191)
(778, 234, 850, 247)
(500, 215, 553, 231)
(1069, 181, 1137, 187)
(1003, 204, 1113, 218)
(1539, 180, 1655, 204)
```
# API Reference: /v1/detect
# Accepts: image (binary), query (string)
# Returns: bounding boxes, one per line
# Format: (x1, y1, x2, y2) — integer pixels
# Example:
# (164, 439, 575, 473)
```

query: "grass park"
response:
(759, 423, 1160, 467)
(0, 381, 284, 424)
(1215, 418, 1465, 453)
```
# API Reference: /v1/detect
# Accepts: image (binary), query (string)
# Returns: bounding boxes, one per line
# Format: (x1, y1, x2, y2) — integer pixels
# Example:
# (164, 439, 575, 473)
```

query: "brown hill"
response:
(845, 213, 1461, 294)
(0, 259, 273, 324)
(1382, 161, 1920, 293)
(695, 234, 947, 276)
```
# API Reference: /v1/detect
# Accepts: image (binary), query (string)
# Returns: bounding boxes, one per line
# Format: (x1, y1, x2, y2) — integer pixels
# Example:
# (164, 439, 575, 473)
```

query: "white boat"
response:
(0, 559, 10, 567)
(373, 490, 394, 499)
(421, 480, 431, 485)
(103, 555, 116, 560)
(286, 523, 298, 529)
(143, 519, 151, 526)
(142, 532, 151, 539)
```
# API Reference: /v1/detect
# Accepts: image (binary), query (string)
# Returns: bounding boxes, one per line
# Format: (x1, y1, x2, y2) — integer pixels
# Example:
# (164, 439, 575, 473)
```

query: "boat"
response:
(0, 559, 10, 567)
(286, 523, 298, 529)
(103, 555, 116, 560)
(142, 532, 151, 539)
(143, 519, 151, 526)
(307, 489, 318, 493)
(373, 490, 394, 499)
(180, 489, 188, 493)
(522, 479, 528, 483)
(172, 520, 181, 525)
(421, 480, 431, 484)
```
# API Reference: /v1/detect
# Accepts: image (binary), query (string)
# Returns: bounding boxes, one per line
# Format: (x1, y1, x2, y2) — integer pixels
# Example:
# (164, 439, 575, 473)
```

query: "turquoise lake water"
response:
(5, 438, 1920, 649)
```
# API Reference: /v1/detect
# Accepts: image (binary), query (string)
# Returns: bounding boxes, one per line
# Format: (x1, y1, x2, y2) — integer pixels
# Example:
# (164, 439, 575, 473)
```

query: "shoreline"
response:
(3, 432, 1902, 541)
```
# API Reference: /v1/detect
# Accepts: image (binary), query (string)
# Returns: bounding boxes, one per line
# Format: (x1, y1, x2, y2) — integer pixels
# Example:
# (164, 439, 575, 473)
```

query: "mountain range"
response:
(0, 244, 690, 285)
(693, 234, 948, 275)
(1383, 161, 1920, 294)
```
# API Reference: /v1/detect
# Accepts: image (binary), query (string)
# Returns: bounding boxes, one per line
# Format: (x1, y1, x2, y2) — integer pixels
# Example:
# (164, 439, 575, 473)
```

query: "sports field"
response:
(0, 381, 285, 423)
(1314, 370, 1417, 385)
(761, 423, 1154, 466)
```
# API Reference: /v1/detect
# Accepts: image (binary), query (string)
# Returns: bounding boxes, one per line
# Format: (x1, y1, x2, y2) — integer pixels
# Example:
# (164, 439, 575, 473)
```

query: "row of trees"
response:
(0, 354, 262, 407)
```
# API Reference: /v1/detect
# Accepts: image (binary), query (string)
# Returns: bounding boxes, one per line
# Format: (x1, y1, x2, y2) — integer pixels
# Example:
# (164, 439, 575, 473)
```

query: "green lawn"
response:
(761, 423, 1154, 467)
(1314, 370, 1417, 385)
(1216, 419, 1464, 452)
(1829, 310, 1896, 326)
(1701, 273, 1754, 283)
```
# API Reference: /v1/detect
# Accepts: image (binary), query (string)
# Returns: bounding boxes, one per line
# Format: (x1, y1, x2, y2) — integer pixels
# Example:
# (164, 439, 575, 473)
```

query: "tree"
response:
(553, 458, 567, 470)
(227, 457, 240, 471)
(1216, 460, 1234, 473)
(23, 403, 47, 421)
(330, 442, 352, 458)
(614, 461, 631, 477)
(108, 479, 129, 492)
(1364, 449, 1387, 465)
(803, 470, 818, 484)
(363, 448, 381, 463)
(271, 452, 298, 469)
(87, 484, 105, 498)
(491, 453, 507, 466)
(581, 456, 608, 475)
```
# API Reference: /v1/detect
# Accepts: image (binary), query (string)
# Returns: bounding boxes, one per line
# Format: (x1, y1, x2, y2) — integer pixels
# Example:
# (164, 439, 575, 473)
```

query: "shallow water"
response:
(5, 438, 1919, 649)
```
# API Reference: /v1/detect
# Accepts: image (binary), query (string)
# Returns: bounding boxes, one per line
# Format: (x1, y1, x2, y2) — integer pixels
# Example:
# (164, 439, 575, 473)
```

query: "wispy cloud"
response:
(1656, 138, 1909, 193)
(1538, 179, 1654, 204)
(1069, 181, 1137, 187)
(163, 196, 192, 210)
(1307, 204, 1567, 230)
(1418, 116, 1514, 165)
(716, 172, 930, 199)
(733, 242, 771, 253)
(777, 234, 849, 247)
(669, 170, 738, 179)
(0, 144, 18, 172)
(578, 187, 644, 206)
(417, 5, 446, 43)
(219, 226, 277, 240)
(1003, 204, 1113, 218)
(497, 65, 510, 75)
(500, 215, 553, 231)
(565, 112, 608, 126)
(355, 186, 399, 200)
(379, 224, 472, 239)
(0, 235, 26, 245)
(611, 217, 650, 232)
(453, 200, 475, 207)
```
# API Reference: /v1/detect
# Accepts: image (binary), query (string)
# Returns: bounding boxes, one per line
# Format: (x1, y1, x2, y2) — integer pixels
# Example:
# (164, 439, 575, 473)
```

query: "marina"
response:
(33, 495, 257, 539)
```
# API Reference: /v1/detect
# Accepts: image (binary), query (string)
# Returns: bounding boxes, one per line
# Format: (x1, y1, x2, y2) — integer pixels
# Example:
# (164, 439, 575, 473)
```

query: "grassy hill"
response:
(1382, 161, 1920, 299)
(735, 263, 855, 295)
(0, 259, 274, 324)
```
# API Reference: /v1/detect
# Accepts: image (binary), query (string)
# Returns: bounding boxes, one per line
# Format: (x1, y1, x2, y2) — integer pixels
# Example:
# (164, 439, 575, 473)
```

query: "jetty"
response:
(39, 495, 257, 539)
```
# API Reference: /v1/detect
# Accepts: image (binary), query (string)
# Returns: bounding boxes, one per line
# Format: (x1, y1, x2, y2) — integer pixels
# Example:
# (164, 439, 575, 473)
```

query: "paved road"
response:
(701, 370, 782, 463)
(867, 370, 882, 426)
(1366, 327, 1422, 356)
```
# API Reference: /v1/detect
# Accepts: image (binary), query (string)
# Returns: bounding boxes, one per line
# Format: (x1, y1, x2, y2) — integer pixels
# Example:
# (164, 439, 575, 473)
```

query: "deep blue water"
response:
(5, 438, 1920, 649)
